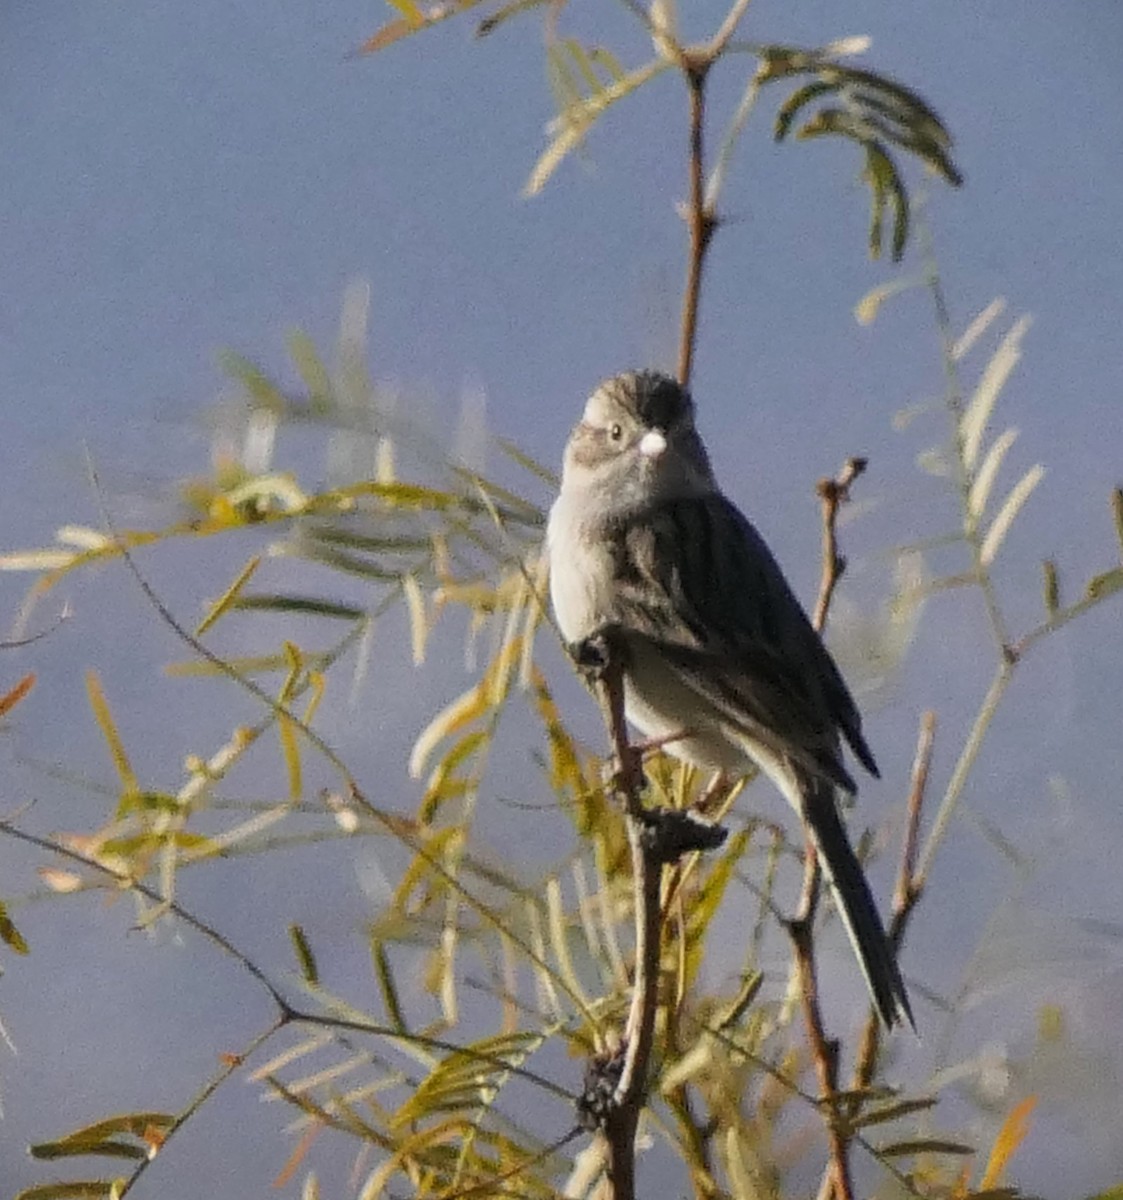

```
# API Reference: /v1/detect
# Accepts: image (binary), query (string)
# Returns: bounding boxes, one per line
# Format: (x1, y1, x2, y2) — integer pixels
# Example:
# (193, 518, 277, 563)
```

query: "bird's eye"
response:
(608, 423, 624, 442)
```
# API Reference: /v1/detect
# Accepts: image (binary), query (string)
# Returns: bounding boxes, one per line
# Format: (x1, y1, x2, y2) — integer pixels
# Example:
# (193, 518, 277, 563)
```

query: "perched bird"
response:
(546, 369, 912, 1028)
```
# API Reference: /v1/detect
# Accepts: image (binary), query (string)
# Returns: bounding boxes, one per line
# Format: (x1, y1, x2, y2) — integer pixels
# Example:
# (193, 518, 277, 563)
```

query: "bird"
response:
(546, 368, 912, 1028)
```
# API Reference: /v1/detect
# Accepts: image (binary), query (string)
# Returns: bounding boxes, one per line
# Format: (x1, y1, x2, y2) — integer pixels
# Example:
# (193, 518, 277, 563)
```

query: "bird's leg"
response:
(570, 627, 645, 803)
(695, 770, 731, 816)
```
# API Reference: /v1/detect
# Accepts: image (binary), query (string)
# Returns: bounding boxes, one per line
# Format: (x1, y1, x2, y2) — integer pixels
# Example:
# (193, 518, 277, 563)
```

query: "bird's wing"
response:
(609, 492, 877, 788)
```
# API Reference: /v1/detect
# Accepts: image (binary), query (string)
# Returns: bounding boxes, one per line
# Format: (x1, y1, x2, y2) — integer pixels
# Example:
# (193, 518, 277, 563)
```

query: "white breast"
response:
(546, 490, 615, 645)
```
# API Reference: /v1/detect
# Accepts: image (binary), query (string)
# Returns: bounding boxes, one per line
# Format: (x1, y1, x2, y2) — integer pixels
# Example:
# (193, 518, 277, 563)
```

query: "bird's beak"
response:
(638, 429, 667, 459)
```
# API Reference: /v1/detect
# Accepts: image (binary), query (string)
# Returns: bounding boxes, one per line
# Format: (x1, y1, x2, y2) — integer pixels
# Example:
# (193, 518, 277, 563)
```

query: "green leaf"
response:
(1042, 559, 1060, 616)
(1112, 487, 1123, 556)
(289, 924, 320, 985)
(29, 1141, 146, 1162)
(774, 80, 840, 141)
(286, 329, 333, 406)
(15, 1184, 123, 1200)
(371, 941, 408, 1034)
(392, 1031, 547, 1128)
(196, 555, 262, 635)
(28, 1113, 173, 1162)
(877, 1138, 974, 1157)
(1084, 566, 1123, 602)
(86, 671, 139, 806)
(0, 900, 29, 954)
(848, 1095, 937, 1129)
(218, 350, 289, 412)
(230, 594, 367, 620)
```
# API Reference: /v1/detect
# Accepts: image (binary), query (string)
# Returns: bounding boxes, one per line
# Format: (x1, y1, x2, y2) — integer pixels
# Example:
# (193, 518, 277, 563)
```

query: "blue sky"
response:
(2, 1, 1122, 1196)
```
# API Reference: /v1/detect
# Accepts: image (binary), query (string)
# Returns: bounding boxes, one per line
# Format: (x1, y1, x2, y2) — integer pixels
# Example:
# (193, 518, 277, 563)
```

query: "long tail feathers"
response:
(801, 781, 914, 1030)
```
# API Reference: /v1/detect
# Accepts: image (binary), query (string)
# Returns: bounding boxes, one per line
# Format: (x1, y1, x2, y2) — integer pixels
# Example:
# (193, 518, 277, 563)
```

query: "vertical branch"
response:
(578, 637, 663, 1200)
(677, 60, 717, 389)
(785, 456, 868, 1200)
(812, 457, 868, 631)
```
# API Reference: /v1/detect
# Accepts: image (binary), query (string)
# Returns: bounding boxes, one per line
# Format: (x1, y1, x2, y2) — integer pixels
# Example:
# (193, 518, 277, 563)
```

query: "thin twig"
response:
(812, 456, 868, 632)
(707, 0, 756, 60)
(119, 1019, 286, 1196)
(677, 59, 717, 389)
(0, 821, 294, 1013)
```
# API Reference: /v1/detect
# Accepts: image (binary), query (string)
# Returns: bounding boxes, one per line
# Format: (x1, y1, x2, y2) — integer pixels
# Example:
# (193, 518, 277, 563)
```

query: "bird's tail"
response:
(800, 777, 914, 1030)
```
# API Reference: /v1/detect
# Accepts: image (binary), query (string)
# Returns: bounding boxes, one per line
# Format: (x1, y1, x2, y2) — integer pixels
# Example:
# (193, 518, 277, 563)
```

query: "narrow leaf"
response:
(979, 464, 1045, 565)
(1112, 487, 1123, 556)
(0, 672, 35, 718)
(0, 901, 29, 954)
(854, 277, 915, 325)
(409, 685, 487, 779)
(1042, 559, 1060, 616)
(286, 329, 333, 404)
(0, 548, 78, 571)
(1084, 566, 1123, 602)
(196, 556, 262, 635)
(525, 60, 669, 196)
(402, 573, 428, 665)
(15, 1184, 122, 1200)
(290, 924, 319, 985)
(967, 427, 1019, 521)
(954, 297, 1007, 362)
(231, 594, 366, 620)
(29, 1141, 145, 1162)
(86, 672, 139, 800)
(878, 1138, 974, 1157)
(849, 1095, 937, 1129)
(978, 1095, 1037, 1188)
(372, 942, 408, 1033)
(29, 1114, 174, 1157)
(961, 315, 1032, 469)
(774, 80, 840, 141)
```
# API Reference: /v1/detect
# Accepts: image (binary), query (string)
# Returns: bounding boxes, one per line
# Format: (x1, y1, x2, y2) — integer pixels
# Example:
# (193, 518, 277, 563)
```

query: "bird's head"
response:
(560, 370, 714, 515)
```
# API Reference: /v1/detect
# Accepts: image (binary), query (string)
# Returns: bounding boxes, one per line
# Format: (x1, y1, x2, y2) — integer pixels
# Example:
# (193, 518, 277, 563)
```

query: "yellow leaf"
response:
(0, 673, 35, 717)
(196, 556, 262, 635)
(853, 278, 915, 326)
(86, 671, 139, 801)
(978, 1095, 1037, 1189)
(409, 685, 487, 779)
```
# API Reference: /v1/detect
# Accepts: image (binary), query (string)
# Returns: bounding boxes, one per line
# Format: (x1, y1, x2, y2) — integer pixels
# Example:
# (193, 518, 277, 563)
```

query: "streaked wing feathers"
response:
(610, 493, 877, 788)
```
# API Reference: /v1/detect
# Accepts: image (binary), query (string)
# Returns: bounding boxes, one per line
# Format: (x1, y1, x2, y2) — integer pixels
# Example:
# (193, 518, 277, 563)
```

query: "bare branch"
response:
(577, 636, 665, 1200)
(677, 61, 717, 389)
(812, 456, 868, 632)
